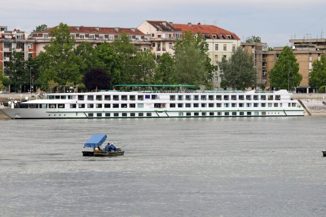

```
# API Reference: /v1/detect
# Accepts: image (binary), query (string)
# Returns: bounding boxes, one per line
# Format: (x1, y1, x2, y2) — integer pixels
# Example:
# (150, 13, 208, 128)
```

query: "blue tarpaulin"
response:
(84, 133, 107, 148)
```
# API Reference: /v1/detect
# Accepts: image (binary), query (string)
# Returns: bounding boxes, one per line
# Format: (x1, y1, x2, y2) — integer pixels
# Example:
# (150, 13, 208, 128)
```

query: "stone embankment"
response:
(293, 93, 326, 116)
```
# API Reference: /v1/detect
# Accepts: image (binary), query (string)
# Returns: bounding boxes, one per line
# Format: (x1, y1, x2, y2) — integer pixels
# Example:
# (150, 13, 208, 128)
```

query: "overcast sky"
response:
(1, 0, 325, 46)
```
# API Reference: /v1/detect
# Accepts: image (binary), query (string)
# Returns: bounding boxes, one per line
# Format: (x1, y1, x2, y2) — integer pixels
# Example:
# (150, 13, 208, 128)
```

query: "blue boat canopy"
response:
(84, 133, 107, 148)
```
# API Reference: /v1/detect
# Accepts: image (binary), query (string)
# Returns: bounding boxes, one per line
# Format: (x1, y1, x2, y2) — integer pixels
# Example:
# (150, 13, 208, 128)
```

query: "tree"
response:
(219, 47, 256, 90)
(246, 36, 261, 43)
(131, 51, 156, 83)
(155, 53, 176, 84)
(33, 24, 47, 32)
(174, 31, 214, 87)
(309, 55, 326, 91)
(6, 51, 29, 92)
(83, 68, 112, 91)
(269, 46, 301, 90)
(37, 23, 81, 90)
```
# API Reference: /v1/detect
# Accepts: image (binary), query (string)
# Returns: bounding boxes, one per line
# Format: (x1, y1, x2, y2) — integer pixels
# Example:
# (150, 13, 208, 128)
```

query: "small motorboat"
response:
(322, 151, 326, 157)
(82, 133, 124, 157)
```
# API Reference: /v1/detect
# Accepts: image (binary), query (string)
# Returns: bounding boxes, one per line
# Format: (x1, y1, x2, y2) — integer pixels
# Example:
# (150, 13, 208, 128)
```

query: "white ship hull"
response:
(1, 90, 305, 119)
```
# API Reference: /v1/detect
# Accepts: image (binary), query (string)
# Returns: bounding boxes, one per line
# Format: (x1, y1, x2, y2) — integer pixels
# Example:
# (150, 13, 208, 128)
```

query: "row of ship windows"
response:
(24, 102, 298, 109)
(48, 111, 282, 117)
(47, 94, 281, 101)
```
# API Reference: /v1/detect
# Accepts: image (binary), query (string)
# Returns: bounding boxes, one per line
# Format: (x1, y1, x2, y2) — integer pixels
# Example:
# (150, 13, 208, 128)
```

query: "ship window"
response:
(113, 104, 119, 108)
(246, 95, 251, 100)
(209, 95, 214, 100)
(194, 112, 199, 116)
(78, 104, 85, 108)
(194, 95, 199, 100)
(105, 113, 110, 117)
(170, 95, 176, 100)
(87, 104, 94, 108)
(202, 112, 206, 116)
(121, 104, 127, 108)
(240, 112, 244, 116)
(292, 103, 296, 107)
(145, 95, 150, 99)
(261, 95, 266, 100)
(152, 95, 157, 100)
(209, 112, 214, 116)
(122, 113, 127, 117)
(186, 112, 191, 116)
(130, 95, 136, 101)
(49, 96, 54, 99)
(121, 95, 127, 100)
(96, 104, 102, 108)
(217, 112, 221, 116)
(58, 104, 65, 108)
(254, 103, 258, 107)
(70, 104, 76, 108)
(97, 113, 102, 117)
(232, 112, 237, 116)
(201, 103, 206, 108)
(275, 95, 281, 100)
(239, 95, 244, 100)
(60, 95, 66, 99)
(225, 112, 229, 116)
(224, 103, 229, 107)
(146, 113, 152, 117)
(253, 95, 258, 100)
(216, 95, 222, 100)
(274, 103, 278, 107)
(68, 95, 72, 99)
(232, 103, 236, 107)
(104, 104, 110, 108)
(268, 103, 272, 107)
(216, 103, 221, 107)
(55, 95, 60, 99)
(247, 112, 252, 116)
(170, 103, 176, 108)
(209, 103, 214, 108)
(193, 103, 199, 108)
(29, 104, 38, 108)
(288, 103, 291, 107)
(130, 104, 136, 108)
(96, 95, 102, 101)
(88, 113, 93, 117)
(114, 113, 119, 117)
(246, 103, 251, 107)
(87, 95, 94, 100)
(113, 95, 119, 101)
(138, 95, 144, 100)
(201, 95, 207, 100)
(268, 95, 273, 100)
(231, 95, 237, 100)
(261, 103, 266, 107)
(239, 103, 244, 107)
(78, 95, 84, 100)
(224, 95, 229, 100)
(178, 95, 183, 100)
(104, 95, 111, 100)
(138, 113, 144, 117)
(186, 103, 191, 108)
(130, 113, 135, 117)
(137, 103, 144, 108)
(178, 103, 183, 108)
(185, 95, 191, 100)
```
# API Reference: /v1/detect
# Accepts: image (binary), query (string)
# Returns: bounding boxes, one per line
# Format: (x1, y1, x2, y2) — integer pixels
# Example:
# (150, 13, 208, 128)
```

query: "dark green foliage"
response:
(6, 51, 29, 92)
(131, 51, 156, 83)
(245, 36, 261, 43)
(219, 47, 256, 90)
(309, 55, 326, 91)
(34, 24, 48, 32)
(174, 32, 214, 87)
(84, 68, 112, 91)
(155, 53, 176, 84)
(269, 46, 301, 90)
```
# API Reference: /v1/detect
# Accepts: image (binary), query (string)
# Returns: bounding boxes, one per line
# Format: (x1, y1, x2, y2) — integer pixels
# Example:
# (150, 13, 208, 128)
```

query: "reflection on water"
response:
(0, 117, 326, 217)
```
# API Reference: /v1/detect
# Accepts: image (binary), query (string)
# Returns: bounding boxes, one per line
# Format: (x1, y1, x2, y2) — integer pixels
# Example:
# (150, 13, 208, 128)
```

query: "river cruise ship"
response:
(1, 89, 304, 119)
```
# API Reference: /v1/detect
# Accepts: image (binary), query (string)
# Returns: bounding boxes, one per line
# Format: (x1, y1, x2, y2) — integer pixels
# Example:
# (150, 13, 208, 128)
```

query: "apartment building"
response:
(263, 38, 326, 92)
(138, 20, 241, 87)
(29, 26, 151, 56)
(241, 42, 268, 87)
(0, 26, 31, 75)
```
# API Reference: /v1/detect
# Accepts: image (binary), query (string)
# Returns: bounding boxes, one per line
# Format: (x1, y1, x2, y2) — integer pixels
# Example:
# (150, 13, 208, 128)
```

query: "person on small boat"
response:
(104, 143, 117, 152)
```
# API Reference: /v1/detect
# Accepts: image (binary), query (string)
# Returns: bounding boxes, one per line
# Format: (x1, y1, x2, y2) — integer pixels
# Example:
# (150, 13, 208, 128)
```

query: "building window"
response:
(223, 44, 227, 51)
(215, 44, 219, 51)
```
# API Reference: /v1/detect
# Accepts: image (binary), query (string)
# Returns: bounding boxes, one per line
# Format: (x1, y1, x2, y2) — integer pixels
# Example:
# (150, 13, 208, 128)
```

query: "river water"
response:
(0, 117, 326, 217)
